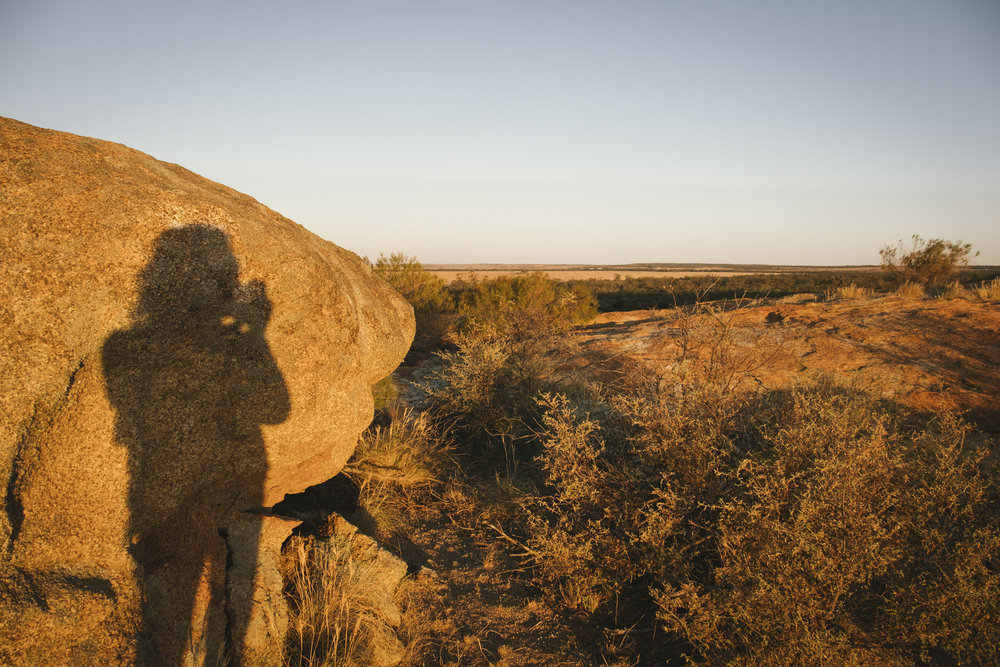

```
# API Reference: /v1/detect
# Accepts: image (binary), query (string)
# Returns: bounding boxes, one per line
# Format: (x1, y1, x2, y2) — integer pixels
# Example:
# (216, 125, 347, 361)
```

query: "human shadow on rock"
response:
(103, 225, 290, 664)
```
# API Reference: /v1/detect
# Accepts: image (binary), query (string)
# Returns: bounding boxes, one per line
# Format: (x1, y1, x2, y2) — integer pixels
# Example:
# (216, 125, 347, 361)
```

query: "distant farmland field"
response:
(424, 264, 875, 284)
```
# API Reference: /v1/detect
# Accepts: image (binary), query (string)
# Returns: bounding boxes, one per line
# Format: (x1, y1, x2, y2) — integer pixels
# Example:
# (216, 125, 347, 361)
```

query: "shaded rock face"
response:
(0, 118, 414, 663)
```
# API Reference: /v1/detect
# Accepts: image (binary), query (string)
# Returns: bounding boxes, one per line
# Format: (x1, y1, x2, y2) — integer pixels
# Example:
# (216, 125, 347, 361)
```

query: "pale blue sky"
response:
(3, 1, 998, 264)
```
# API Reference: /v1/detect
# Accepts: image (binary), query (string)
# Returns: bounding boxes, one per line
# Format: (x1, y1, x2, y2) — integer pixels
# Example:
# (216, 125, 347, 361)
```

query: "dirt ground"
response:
(393, 294, 1000, 666)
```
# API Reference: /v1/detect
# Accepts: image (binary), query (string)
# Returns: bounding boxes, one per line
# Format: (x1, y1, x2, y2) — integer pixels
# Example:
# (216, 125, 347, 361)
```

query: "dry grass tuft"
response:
(942, 281, 973, 300)
(776, 293, 819, 304)
(344, 404, 452, 537)
(893, 280, 926, 299)
(972, 276, 1000, 302)
(941, 278, 1000, 302)
(825, 283, 874, 300)
(283, 536, 399, 666)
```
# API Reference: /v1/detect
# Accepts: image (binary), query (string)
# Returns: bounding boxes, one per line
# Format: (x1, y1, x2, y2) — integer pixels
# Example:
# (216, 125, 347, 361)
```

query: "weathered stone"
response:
(0, 117, 414, 663)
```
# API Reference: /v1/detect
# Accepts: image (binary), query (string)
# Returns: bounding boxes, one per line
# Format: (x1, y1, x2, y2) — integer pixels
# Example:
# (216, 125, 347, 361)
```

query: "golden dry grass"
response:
(942, 277, 1000, 302)
(893, 280, 926, 299)
(825, 283, 875, 300)
(283, 535, 400, 666)
(973, 276, 1000, 301)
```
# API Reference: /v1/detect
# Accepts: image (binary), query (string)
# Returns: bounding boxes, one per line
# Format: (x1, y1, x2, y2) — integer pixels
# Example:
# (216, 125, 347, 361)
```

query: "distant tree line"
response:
(568, 267, 998, 312)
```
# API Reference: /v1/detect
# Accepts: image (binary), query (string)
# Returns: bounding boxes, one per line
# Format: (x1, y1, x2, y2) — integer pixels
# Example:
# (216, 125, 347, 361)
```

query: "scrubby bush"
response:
(526, 378, 1000, 664)
(377, 258, 999, 663)
(371, 253, 455, 352)
(455, 272, 597, 339)
(428, 273, 597, 473)
(427, 321, 593, 483)
(880, 235, 977, 288)
(371, 258, 597, 356)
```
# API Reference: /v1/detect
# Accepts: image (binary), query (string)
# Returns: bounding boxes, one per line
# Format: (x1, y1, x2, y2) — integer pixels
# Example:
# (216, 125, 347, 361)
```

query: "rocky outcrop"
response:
(0, 117, 414, 663)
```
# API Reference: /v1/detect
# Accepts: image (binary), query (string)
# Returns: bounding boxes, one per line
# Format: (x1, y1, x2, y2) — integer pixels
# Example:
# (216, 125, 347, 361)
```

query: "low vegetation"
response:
(371, 254, 597, 354)
(943, 276, 1000, 303)
(284, 534, 395, 666)
(371, 254, 455, 353)
(343, 404, 452, 539)
(528, 382, 999, 664)
(413, 270, 1000, 663)
(452, 271, 597, 335)
(575, 271, 897, 311)
(312, 250, 1000, 664)
(974, 276, 1000, 301)
(893, 280, 927, 299)
(824, 283, 874, 300)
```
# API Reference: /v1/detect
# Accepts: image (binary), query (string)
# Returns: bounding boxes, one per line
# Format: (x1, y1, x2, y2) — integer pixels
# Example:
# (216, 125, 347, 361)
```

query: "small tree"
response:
(879, 235, 976, 287)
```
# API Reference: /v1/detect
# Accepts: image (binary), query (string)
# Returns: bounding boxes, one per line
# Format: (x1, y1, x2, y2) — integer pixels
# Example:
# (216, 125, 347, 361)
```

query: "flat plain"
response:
(423, 263, 877, 284)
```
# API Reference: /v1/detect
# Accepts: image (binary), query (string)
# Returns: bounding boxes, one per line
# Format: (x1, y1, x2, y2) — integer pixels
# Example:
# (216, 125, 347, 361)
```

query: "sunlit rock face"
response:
(0, 117, 414, 664)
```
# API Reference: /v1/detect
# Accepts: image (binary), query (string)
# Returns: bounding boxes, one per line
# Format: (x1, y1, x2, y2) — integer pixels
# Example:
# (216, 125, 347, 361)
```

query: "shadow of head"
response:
(134, 224, 243, 327)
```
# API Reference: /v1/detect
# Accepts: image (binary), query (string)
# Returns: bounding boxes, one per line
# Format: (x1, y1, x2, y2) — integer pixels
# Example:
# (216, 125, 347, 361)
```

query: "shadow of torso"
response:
(103, 226, 289, 664)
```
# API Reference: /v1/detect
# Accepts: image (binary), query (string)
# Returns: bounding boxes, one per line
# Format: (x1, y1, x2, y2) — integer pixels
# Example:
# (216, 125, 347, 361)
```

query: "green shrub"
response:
(371, 375, 398, 410)
(371, 253, 455, 352)
(454, 272, 597, 339)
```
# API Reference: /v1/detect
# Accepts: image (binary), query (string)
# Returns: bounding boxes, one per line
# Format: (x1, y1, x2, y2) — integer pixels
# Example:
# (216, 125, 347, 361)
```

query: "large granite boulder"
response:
(0, 117, 414, 664)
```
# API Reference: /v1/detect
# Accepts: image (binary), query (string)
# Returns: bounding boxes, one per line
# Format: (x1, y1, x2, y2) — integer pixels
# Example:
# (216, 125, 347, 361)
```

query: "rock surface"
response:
(0, 117, 414, 663)
(571, 295, 1000, 428)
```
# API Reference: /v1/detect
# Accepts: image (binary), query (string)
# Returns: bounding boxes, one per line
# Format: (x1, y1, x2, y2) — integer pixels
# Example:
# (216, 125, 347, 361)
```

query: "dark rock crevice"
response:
(4, 408, 38, 556)
(218, 526, 235, 661)
(6, 357, 87, 557)
(270, 472, 429, 573)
